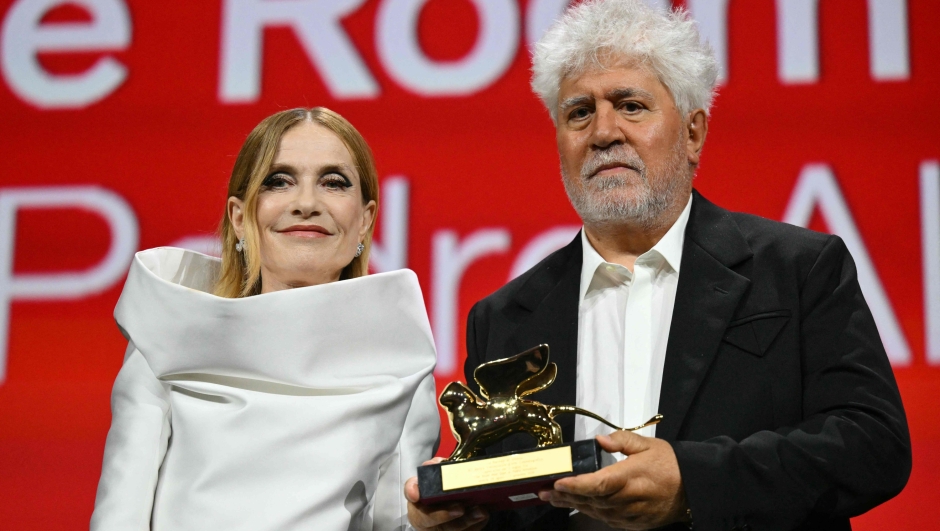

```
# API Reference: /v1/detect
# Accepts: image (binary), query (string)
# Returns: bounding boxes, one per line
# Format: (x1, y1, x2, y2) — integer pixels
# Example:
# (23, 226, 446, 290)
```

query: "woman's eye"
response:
(322, 174, 352, 190)
(261, 173, 291, 189)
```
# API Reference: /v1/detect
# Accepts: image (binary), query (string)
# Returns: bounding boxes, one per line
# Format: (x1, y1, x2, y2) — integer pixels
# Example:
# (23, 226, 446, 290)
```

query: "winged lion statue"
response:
(440, 344, 663, 461)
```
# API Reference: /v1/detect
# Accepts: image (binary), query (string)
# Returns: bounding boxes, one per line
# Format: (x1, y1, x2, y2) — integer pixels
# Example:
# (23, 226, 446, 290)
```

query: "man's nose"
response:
(590, 104, 626, 148)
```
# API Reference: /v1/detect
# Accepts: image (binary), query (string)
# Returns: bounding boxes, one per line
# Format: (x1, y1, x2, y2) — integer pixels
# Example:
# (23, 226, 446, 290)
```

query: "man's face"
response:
(556, 62, 697, 227)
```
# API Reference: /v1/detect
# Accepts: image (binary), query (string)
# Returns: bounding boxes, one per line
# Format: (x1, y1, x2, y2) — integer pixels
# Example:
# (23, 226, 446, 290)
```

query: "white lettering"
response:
(868, 0, 909, 80)
(783, 164, 911, 365)
(432, 228, 510, 375)
(777, 0, 910, 84)
(376, 0, 519, 96)
(370, 177, 410, 273)
(1, 0, 131, 109)
(921, 161, 940, 365)
(525, 0, 570, 46)
(777, 0, 818, 84)
(0, 186, 139, 384)
(687, 0, 730, 83)
(219, 0, 377, 103)
(509, 225, 579, 280)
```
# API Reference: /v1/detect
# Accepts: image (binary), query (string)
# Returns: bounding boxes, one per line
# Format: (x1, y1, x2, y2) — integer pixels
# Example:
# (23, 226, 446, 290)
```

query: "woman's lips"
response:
(278, 225, 332, 238)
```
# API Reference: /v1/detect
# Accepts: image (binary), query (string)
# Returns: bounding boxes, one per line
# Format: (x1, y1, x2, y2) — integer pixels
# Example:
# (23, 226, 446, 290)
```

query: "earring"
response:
(355, 242, 364, 257)
(235, 238, 245, 252)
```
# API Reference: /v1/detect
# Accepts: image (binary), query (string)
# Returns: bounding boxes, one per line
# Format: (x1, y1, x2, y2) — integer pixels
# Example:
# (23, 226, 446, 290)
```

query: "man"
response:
(405, 1, 910, 529)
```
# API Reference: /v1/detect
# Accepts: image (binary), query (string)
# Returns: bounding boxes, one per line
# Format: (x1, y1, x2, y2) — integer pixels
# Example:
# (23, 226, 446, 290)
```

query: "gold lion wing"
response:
(472, 344, 558, 400)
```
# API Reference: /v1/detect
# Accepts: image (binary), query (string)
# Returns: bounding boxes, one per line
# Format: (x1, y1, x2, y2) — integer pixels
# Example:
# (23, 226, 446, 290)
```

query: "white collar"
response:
(115, 247, 436, 386)
(579, 193, 693, 301)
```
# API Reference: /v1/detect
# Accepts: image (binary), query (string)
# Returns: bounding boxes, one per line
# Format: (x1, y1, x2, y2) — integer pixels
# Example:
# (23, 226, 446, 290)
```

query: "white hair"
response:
(531, 0, 719, 121)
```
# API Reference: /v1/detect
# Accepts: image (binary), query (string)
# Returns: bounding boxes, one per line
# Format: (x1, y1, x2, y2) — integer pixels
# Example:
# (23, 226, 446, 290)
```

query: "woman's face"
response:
(228, 122, 376, 293)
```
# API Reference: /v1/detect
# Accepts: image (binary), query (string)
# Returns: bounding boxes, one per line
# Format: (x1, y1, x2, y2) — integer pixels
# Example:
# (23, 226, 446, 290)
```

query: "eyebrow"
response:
(320, 162, 356, 176)
(268, 161, 356, 176)
(558, 87, 657, 113)
(559, 95, 592, 113)
(607, 87, 655, 101)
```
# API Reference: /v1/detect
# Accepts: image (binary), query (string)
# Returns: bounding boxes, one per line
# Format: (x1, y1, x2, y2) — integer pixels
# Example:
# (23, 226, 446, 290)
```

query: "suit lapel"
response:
(657, 191, 753, 442)
(496, 192, 752, 444)
(508, 234, 582, 441)
(481, 244, 582, 531)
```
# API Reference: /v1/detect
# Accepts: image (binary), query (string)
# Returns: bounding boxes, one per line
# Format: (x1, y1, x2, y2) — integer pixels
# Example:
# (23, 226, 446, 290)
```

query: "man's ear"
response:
(228, 196, 245, 239)
(359, 199, 377, 242)
(686, 109, 708, 166)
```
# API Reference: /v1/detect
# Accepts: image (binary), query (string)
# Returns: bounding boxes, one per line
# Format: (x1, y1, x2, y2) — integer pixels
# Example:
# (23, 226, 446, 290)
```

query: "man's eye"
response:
(622, 102, 644, 113)
(570, 108, 591, 120)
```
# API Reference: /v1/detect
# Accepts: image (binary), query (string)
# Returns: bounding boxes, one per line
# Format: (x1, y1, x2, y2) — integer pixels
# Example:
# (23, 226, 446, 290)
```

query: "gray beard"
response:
(562, 141, 690, 229)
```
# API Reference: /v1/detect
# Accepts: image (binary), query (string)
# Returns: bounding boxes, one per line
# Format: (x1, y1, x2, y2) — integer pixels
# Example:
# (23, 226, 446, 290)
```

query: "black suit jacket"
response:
(464, 191, 911, 531)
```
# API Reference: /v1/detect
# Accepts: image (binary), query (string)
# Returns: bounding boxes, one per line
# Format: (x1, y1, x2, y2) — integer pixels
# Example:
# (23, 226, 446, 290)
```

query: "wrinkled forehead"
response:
(558, 60, 681, 120)
(560, 57, 669, 97)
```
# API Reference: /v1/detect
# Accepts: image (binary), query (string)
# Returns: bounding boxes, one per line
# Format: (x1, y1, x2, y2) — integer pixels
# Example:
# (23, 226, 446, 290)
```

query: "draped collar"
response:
(114, 247, 436, 387)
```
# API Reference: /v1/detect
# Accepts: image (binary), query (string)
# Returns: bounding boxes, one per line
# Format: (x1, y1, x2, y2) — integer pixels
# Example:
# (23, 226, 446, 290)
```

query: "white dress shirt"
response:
(574, 195, 692, 444)
(569, 196, 691, 531)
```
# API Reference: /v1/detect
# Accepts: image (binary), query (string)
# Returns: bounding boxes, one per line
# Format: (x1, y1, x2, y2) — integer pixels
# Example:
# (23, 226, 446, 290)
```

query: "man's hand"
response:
(405, 458, 490, 531)
(538, 432, 689, 530)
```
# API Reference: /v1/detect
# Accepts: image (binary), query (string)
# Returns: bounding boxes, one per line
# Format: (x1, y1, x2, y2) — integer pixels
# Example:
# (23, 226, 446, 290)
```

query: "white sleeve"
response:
(373, 374, 440, 531)
(90, 343, 171, 531)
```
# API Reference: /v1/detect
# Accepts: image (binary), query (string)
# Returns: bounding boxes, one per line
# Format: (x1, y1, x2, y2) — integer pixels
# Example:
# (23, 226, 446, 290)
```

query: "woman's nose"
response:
(291, 181, 321, 217)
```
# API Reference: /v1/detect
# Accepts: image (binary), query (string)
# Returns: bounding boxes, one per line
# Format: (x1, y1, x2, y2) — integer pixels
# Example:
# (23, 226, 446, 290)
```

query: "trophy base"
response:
(417, 439, 615, 510)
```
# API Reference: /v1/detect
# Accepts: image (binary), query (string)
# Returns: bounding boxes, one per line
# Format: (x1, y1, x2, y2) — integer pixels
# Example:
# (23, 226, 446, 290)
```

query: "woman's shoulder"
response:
(114, 255, 436, 386)
(130, 246, 221, 293)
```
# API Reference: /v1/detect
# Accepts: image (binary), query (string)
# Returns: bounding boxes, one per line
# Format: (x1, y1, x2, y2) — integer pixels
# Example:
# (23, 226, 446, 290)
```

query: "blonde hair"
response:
(214, 107, 379, 298)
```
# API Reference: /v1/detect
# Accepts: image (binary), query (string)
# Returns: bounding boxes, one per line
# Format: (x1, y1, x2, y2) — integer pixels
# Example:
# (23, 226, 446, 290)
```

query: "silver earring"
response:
(235, 238, 245, 252)
(355, 242, 364, 257)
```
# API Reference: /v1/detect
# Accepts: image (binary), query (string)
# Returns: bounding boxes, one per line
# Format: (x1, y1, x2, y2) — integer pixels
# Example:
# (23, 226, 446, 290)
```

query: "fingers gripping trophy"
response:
(418, 345, 662, 509)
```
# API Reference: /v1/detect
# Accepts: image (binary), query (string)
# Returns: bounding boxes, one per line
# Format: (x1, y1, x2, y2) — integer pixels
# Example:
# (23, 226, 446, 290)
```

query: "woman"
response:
(90, 108, 439, 530)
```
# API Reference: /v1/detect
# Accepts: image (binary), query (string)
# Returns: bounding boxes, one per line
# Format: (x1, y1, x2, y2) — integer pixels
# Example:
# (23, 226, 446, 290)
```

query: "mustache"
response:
(580, 146, 646, 180)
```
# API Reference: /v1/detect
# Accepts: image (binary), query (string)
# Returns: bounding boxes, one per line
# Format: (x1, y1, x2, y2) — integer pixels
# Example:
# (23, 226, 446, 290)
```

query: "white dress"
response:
(90, 248, 439, 531)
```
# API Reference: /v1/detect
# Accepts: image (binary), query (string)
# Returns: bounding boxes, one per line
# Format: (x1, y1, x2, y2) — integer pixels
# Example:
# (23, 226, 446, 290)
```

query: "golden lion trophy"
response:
(417, 344, 662, 509)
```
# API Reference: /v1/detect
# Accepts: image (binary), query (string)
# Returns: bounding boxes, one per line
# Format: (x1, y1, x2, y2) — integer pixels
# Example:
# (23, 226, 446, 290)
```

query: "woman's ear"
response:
(358, 199, 377, 242)
(228, 196, 245, 239)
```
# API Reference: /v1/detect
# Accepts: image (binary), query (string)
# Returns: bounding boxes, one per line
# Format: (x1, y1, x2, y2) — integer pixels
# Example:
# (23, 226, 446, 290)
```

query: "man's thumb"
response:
(404, 477, 421, 503)
(597, 430, 649, 456)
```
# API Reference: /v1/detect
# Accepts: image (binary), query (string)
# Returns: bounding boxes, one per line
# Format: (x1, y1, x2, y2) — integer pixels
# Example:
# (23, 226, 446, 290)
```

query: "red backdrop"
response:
(1, 0, 938, 529)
